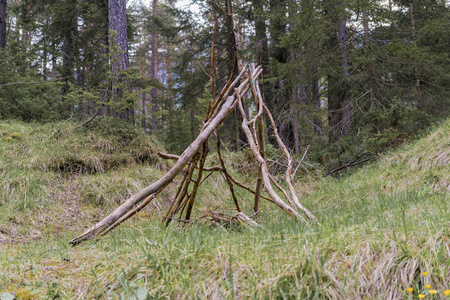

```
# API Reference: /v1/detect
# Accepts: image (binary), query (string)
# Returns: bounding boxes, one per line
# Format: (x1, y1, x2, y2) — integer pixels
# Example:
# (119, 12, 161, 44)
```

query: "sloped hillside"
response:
(0, 118, 169, 242)
(0, 119, 449, 299)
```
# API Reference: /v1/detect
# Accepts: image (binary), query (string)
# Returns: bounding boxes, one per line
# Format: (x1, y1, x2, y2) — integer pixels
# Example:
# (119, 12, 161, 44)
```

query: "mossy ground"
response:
(0, 119, 449, 299)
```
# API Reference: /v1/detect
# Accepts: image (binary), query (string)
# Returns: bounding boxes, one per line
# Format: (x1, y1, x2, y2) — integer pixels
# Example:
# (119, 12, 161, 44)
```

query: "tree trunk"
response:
(326, 1, 350, 143)
(151, 0, 158, 131)
(326, 24, 342, 143)
(268, 0, 288, 112)
(363, 10, 375, 109)
(139, 28, 147, 132)
(338, 11, 351, 136)
(253, 0, 269, 100)
(108, 0, 131, 121)
(410, 0, 422, 108)
(0, 0, 7, 48)
(311, 73, 322, 134)
(99, 31, 109, 116)
(62, 1, 77, 95)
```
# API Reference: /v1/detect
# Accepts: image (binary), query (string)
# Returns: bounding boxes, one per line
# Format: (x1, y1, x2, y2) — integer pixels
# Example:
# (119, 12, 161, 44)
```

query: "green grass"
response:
(0, 119, 449, 299)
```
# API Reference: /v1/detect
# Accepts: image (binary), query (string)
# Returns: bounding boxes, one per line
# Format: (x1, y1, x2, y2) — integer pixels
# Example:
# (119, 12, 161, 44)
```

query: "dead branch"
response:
(184, 143, 209, 220)
(216, 128, 241, 212)
(292, 145, 310, 179)
(264, 105, 318, 223)
(324, 154, 374, 177)
(73, 104, 105, 131)
(236, 88, 307, 222)
(157, 152, 179, 160)
(248, 64, 266, 212)
(0, 75, 73, 87)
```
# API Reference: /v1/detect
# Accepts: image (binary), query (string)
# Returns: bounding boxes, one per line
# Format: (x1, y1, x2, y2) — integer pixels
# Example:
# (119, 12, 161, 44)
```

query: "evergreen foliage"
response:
(0, 0, 448, 163)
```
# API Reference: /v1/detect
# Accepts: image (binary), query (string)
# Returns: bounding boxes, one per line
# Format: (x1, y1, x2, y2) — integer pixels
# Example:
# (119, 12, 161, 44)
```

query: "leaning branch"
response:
(324, 154, 375, 177)
(0, 76, 73, 88)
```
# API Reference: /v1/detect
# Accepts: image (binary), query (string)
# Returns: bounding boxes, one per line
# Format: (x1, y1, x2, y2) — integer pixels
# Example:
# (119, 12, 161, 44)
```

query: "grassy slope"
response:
(0, 119, 449, 299)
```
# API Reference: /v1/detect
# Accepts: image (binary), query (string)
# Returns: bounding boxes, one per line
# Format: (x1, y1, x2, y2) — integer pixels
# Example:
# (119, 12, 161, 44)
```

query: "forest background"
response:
(0, 0, 449, 173)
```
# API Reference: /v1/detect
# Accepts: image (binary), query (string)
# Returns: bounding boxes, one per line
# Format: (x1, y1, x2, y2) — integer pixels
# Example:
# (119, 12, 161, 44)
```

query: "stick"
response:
(264, 104, 318, 223)
(324, 155, 374, 177)
(292, 145, 310, 179)
(236, 88, 306, 221)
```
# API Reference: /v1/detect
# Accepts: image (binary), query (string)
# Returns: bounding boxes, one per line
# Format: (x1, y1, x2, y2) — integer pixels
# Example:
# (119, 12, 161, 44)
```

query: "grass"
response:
(0, 118, 449, 299)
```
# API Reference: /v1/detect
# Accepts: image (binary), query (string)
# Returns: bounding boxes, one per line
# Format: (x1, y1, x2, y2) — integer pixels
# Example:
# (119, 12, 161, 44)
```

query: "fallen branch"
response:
(324, 155, 375, 177)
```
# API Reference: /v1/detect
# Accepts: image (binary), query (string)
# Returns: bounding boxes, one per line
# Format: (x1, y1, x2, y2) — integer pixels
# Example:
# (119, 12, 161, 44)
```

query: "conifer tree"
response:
(108, 0, 132, 121)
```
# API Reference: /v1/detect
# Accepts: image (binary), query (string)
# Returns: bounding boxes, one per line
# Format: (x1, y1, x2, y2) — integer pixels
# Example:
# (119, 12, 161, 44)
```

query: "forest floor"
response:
(0, 118, 449, 299)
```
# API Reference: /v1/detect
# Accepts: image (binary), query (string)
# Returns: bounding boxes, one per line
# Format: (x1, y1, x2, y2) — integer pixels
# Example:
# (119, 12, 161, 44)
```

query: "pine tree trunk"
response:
(311, 73, 322, 134)
(62, 1, 77, 95)
(326, 1, 350, 143)
(100, 31, 109, 116)
(139, 28, 147, 132)
(410, 0, 422, 108)
(0, 0, 7, 48)
(326, 27, 342, 143)
(253, 0, 269, 100)
(108, 0, 131, 121)
(363, 10, 376, 109)
(151, 0, 158, 131)
(338, 11, 351, 136)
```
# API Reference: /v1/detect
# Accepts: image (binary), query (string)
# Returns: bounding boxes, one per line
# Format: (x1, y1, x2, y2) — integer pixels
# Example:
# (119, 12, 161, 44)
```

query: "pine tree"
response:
(108, 0, 132, 121)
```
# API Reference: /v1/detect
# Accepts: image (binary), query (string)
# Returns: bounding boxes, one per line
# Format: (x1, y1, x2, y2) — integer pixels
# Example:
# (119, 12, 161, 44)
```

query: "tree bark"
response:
(151, 0, 159, 131)
(410, 0, 422, 108)
(338, 10, 351, 136)
(0, 0, 7, 48)
(326, 23, 342, 143)
(62, 0, 77, 95)
(108, 0, 131, 121)
(363, 10, 375, 109)
(311, 73, 322, 134)
(139, 23, 147, 131)
(253, 0, 269, 100)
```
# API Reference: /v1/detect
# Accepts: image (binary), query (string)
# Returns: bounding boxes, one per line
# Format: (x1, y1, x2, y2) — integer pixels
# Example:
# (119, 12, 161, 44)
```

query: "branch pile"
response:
(70, 64, 317, 246)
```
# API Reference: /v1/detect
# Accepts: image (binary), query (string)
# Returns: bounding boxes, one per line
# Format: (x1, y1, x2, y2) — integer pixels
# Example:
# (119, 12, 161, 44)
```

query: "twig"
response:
(292, 145, 310, 179)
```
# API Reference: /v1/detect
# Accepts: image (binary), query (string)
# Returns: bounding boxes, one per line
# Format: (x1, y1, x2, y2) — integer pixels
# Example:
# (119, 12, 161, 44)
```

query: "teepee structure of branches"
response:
(69, 1, 317, 246)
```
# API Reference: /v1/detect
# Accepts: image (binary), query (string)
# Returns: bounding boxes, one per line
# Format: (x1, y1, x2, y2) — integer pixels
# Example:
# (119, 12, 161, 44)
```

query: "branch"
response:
(324, 155, 375, 177)
(292, 145, 310, 179)
(0, 76, 73, 88)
